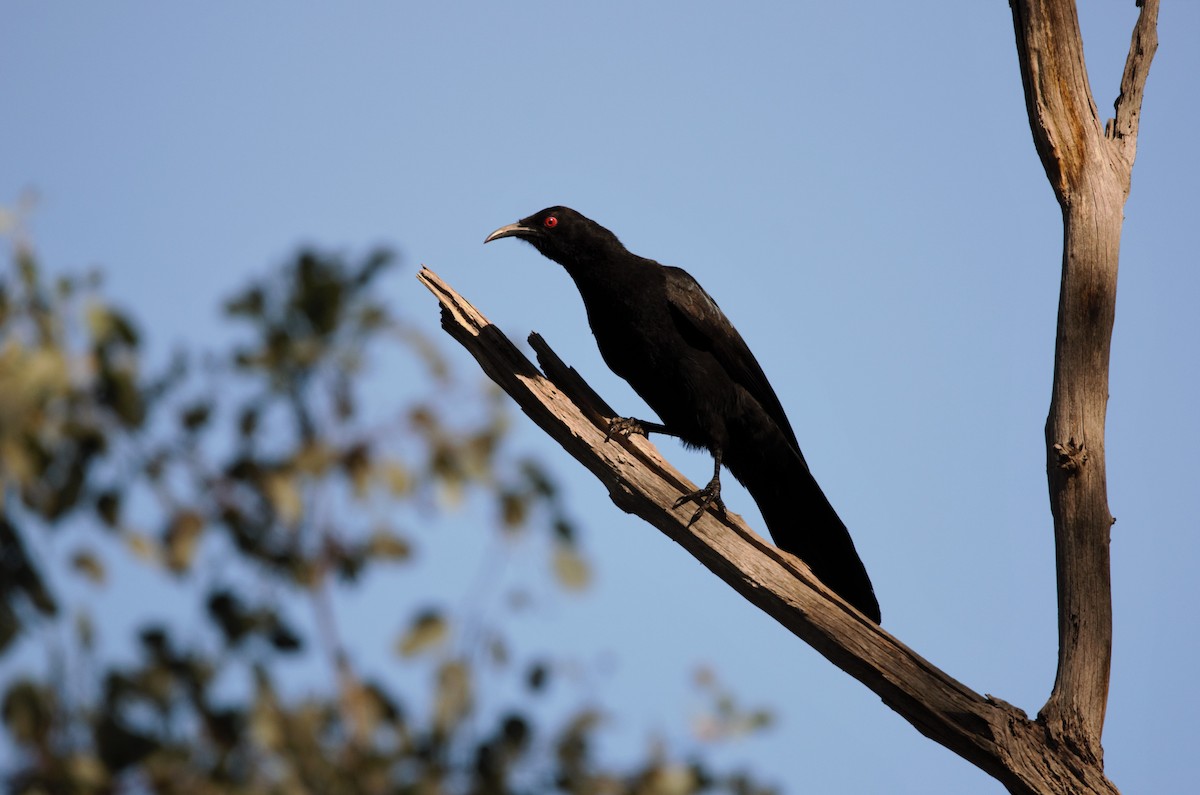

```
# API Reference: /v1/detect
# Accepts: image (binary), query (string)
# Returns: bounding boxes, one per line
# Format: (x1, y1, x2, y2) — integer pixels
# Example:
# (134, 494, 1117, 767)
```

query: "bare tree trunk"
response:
(1009, 0, 1158, 762)
(419, 3, 1158, 791)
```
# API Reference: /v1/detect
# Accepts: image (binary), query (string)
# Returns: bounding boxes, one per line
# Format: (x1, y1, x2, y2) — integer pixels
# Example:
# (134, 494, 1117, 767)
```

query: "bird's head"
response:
(484, 206, 625, 267)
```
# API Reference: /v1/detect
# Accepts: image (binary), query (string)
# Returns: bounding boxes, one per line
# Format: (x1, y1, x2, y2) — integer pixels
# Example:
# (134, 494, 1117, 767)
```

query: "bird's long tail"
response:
(725, 428, 881, 623)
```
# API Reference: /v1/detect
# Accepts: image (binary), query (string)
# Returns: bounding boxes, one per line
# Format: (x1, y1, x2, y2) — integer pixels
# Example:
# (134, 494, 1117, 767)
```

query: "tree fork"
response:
(1009, 0, 1158, 759)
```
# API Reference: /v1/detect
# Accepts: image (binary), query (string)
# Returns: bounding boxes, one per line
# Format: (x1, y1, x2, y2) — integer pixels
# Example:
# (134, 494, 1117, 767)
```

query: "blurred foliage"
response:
(0, 219, 775, 795)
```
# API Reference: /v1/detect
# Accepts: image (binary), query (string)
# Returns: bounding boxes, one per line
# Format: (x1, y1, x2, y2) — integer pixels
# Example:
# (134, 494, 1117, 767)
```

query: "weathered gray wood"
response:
(1009, 0, 1158, 762)
(417, 266, 1120, 794)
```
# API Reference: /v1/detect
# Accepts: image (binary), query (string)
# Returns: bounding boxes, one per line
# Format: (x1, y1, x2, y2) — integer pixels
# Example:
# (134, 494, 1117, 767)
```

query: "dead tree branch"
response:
(1009, 0, 1158, 761)
(417, 266, 1120, 795)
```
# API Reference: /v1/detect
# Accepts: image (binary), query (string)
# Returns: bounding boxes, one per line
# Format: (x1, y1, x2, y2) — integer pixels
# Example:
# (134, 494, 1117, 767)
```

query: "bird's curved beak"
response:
(484, 221, 535, 244)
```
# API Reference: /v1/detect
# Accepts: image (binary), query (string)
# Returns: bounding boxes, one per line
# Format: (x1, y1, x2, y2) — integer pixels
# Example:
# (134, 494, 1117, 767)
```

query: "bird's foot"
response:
(673, 477, 726, 526)
(605, 416, 647, 442)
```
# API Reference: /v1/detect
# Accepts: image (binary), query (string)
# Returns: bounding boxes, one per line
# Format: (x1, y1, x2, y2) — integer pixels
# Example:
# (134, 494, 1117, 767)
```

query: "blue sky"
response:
(3, 3, 1198, 792)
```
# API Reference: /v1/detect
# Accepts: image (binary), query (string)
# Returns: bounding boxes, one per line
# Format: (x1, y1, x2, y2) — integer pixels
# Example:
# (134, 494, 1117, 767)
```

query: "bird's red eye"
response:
(544, 216, 558, 229)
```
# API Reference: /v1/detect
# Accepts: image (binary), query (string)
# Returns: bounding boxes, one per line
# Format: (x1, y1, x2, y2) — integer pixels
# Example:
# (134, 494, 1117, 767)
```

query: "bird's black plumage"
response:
(485, 206, 880, 623)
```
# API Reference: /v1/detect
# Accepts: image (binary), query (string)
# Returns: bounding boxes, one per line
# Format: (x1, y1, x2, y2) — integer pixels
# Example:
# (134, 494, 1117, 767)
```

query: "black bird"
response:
(485, 207, 880, 623)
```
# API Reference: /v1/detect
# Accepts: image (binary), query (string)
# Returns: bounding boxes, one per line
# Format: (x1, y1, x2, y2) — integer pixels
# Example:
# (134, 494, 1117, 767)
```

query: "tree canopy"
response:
(0, 235, 773, 795)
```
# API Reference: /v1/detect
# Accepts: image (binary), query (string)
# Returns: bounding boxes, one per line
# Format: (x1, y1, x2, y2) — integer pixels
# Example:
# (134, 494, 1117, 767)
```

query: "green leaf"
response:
(396, 608, 449, 658)
(94, 490, 121, 528)
(367, 529, 413, 562)
(0, 515, 58, 616)
(2, 679, 55, 745)
(179, 401, 213, 432)
(224, 285, 265, 318)
(262, 472, 303, 527)
(526, 661, 550, 693)
(71, 548, 106, 585)
(164, 510, 205, 574)
(95, 713, 159, 772)
(553, 545, 592, 592)
(433, 658, 472, 734)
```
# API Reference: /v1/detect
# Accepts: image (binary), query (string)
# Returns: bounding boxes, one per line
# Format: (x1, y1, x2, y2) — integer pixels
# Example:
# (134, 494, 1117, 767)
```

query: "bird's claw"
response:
(605, 416, 646, 442)
(673, 480, 726, 526)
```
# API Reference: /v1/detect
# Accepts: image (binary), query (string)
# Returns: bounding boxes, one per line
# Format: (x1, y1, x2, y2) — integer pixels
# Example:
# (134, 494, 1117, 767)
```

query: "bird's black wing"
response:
(660, 265, 805, 460)
(663, 266, 879, 622)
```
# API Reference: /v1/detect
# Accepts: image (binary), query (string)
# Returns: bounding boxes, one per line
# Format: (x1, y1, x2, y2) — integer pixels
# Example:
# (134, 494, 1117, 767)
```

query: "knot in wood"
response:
(1052, 438, 1087, 472)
